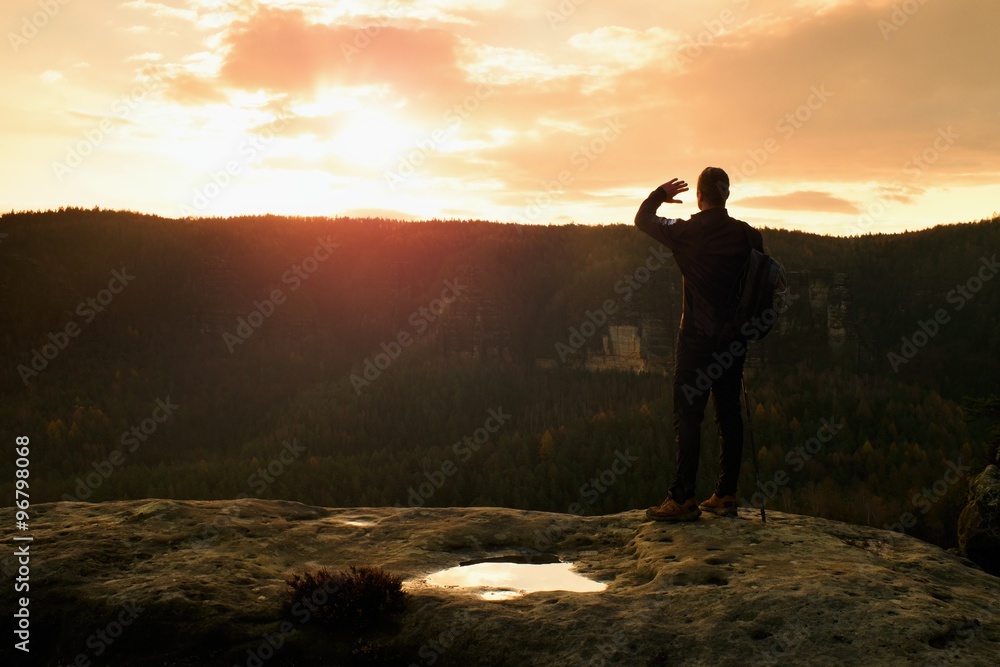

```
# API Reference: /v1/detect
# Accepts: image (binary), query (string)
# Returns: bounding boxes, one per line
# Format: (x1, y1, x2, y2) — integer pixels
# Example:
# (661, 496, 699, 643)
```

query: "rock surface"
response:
(958, 464, 1000, 577)
(4, 499, 1000, 666)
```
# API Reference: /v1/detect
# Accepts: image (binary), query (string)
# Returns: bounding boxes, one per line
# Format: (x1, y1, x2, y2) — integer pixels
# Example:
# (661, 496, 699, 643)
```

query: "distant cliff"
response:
(438, 265, 863, 374)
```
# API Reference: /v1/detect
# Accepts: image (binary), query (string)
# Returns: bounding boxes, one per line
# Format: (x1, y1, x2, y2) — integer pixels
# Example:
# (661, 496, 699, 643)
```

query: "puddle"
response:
(341, 520, 376, 527)
(424, 556, 606, 600)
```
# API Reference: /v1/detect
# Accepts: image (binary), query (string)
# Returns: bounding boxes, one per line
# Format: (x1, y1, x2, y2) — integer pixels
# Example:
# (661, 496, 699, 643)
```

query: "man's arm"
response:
(634, 178, 689, 249)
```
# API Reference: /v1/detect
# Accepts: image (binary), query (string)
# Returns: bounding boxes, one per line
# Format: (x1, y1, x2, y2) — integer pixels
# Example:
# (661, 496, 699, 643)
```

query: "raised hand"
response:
(658, 178, 689, 203)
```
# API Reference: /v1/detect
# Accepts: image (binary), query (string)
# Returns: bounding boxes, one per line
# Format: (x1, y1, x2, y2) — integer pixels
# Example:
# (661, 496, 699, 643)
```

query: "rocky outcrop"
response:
(587, 324, 646, 372)
(783, 269, 856, 351)
(4, 499, 999, 666)
(958, 464, 1000, 576)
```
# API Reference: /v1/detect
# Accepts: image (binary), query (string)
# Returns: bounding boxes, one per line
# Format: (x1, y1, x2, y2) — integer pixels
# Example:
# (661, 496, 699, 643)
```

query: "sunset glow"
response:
(2, 0, 998, 233)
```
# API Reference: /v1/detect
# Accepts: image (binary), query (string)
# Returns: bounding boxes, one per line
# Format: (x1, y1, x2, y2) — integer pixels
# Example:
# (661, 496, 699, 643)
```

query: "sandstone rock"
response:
(958, 464, 1000, 577)
(3, 499, 999, 666)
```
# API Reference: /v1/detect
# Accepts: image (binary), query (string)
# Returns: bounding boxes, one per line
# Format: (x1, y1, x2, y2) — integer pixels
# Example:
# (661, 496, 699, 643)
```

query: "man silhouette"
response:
(634, 167, 763, 521)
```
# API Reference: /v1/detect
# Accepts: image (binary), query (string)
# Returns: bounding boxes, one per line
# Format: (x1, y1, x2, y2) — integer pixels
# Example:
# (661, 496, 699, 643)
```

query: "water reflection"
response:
(425, 560, 606, 600)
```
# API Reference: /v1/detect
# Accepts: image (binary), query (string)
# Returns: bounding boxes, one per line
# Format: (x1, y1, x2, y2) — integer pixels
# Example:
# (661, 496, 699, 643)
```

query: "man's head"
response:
(696, 167, 730, 210)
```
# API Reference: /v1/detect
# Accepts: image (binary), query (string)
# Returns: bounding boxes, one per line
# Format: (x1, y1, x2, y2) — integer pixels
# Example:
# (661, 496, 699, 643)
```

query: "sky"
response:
(2, 0, 998, 235)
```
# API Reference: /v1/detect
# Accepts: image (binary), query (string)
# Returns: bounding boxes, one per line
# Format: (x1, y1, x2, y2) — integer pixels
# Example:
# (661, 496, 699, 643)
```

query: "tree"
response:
(539, 429, 555, 460)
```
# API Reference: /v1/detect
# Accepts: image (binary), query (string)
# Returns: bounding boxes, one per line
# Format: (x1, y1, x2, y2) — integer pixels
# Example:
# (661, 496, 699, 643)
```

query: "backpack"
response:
(728, 231, 787, 343)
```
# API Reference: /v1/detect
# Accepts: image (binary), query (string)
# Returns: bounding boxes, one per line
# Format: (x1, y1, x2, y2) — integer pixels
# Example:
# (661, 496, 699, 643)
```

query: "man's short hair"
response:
(697, 167, 730, 207)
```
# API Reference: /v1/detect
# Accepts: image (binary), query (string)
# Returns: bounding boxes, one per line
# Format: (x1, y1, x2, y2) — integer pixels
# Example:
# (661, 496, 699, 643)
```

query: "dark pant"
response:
(668, 328, 746, 503)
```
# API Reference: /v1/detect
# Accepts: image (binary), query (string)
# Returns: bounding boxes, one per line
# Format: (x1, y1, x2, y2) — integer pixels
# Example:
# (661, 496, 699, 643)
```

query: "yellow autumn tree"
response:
(539, 430, 555, 459)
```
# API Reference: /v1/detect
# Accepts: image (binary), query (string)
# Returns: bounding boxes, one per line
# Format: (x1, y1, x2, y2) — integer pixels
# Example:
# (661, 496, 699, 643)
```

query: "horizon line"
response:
(1, 206, 997, 240)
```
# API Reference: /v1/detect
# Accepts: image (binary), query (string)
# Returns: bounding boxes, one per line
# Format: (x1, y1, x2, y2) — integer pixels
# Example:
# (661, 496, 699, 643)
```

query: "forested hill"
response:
(1, 209, 998, 549)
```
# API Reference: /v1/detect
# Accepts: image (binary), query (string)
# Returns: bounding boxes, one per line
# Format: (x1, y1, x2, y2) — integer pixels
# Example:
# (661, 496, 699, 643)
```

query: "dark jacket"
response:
(635, 188, 764, 339)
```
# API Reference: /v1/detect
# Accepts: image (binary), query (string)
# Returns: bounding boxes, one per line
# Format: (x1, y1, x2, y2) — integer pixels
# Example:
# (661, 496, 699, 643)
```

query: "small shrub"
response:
(287, 565, 406, 633)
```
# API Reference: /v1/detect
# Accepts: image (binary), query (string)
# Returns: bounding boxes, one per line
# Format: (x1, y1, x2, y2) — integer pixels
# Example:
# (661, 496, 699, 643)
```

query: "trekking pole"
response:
(741, 374, 766, 524)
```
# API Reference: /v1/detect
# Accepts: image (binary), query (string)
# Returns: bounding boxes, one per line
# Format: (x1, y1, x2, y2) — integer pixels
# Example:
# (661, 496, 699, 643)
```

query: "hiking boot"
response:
(645, 495, 701, 522)
(699, 493, 739, 517)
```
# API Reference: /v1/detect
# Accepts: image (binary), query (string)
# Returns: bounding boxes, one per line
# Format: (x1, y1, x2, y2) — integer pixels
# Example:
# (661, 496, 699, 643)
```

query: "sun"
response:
(332, 111, 415, 169)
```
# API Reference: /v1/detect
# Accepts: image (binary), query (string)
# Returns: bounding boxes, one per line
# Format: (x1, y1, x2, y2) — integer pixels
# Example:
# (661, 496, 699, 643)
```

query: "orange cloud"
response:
(738, 191, 860, 214)
(3, 0, 998, 230)
(217, 8, 464, 99)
